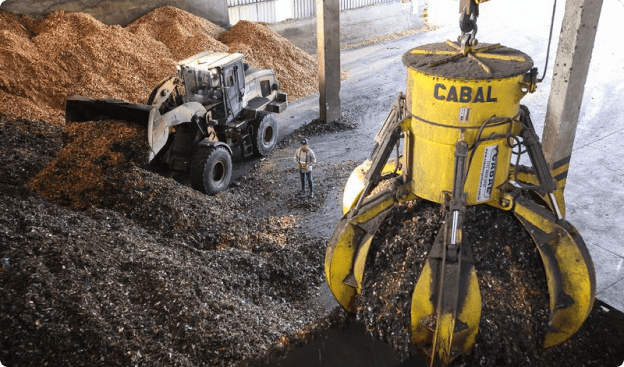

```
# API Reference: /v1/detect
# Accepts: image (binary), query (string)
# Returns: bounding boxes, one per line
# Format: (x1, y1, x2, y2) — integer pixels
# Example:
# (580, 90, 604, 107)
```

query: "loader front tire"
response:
(252, 113, 278, 157)
(190, 146, 232, 195)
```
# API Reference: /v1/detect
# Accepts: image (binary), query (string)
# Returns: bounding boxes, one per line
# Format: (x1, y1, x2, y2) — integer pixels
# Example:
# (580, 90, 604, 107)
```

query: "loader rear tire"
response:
(190, 146, 232, 195)
(252, 113, 278, 157)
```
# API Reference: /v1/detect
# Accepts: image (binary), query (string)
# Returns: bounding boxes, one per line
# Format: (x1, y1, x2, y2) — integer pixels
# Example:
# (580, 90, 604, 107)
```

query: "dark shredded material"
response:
(357, 199, 624, 366)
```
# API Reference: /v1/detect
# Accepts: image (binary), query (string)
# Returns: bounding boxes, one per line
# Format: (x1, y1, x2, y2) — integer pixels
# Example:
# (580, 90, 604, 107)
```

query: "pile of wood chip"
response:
(0, 7, 318, 126)
(27, 120, 150, 209)
(0, 10, 176, 125)
(220, 20, 319, 100)
(126, 6, 229, 60)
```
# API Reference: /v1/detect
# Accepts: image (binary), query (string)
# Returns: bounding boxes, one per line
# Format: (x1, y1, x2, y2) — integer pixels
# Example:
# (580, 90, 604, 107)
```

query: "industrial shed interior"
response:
(1, 0, 623, 366)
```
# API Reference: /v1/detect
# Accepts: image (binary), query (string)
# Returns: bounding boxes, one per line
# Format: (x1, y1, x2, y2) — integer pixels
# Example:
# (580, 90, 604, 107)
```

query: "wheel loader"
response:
(65, 51, 288, 195)
(325, 0, 596, 365)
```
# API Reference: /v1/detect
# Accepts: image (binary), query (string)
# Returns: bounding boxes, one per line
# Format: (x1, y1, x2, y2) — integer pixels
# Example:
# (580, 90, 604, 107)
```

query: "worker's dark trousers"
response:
(300, 171, 314, 193)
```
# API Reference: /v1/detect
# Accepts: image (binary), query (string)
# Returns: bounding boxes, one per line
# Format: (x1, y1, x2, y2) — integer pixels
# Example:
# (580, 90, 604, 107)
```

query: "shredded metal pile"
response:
(220, 20, 319, 101)
(356, 199, 624, 366)
(0, 116, 360, 366)
(1, 117, 623, 366)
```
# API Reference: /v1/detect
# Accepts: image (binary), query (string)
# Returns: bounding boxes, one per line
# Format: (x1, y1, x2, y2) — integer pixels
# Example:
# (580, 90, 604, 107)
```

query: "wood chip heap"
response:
(219, 20, 319, 100)
(126, 6, 229, 60)
(27, 120, 150, 209)
(0, 7, 318, 126)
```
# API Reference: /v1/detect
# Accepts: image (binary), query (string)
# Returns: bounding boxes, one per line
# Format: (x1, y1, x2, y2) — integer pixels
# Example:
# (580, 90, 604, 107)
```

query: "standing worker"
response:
(294, 138, 317, 198)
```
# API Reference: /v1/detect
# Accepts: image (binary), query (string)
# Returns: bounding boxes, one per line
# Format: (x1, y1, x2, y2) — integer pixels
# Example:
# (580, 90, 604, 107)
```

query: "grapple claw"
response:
(326, 96, 411, 311)
(325, 181, 401, 311)
(326, 41, 596, 366)
(512, 195, 596, 347)
(411, 229, 481, 365)
(411, 140, 482, 365)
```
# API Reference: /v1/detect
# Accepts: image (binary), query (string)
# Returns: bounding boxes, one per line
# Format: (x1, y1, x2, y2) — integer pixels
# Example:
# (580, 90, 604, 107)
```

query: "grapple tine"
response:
(326, 97, 411, 311)
(411, 140, 481, 366)
(512, 195, 596, 347)
(411, 225, 481, 365)
(325, 182, 400, 312)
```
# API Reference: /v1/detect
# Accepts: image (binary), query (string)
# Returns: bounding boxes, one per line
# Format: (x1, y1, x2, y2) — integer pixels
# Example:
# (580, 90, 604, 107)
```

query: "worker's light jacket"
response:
(294, 147, 317, 173)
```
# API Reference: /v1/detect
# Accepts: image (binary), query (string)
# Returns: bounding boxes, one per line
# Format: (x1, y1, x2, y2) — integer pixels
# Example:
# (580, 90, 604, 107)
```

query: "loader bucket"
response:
(65, 78, 187, 162)
(65, 95, 153, 125)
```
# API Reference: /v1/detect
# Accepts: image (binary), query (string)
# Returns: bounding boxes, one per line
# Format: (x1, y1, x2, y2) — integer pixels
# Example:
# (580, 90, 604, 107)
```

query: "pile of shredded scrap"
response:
(356, 200, 624, 366)
(0, 116, 359, 367)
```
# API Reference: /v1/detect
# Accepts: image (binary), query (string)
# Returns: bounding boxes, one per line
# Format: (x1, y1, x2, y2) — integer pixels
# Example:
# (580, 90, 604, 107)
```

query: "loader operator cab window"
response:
(260, 80, 271, 98)
(225, 70, 235, 88)
(183, 69, 198, 91)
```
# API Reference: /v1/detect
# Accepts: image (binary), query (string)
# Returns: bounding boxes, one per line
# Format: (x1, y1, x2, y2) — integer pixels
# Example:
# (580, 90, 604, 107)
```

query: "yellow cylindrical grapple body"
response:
(327, 42, 595, 363)
(403, 43, 533, 205)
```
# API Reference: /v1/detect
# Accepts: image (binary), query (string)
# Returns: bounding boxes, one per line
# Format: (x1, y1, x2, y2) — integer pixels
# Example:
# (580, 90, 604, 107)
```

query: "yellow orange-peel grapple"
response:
(324, 14, 596, 367)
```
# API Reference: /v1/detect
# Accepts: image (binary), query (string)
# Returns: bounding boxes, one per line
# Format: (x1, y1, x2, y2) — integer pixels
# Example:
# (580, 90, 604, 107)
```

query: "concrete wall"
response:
(274, 0, 293, 22)
(0, 0, 230, 27)
(270, 0, 423, 55)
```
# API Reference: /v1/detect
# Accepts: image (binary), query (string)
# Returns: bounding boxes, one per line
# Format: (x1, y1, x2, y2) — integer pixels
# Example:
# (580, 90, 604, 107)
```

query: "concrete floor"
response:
(275, 0, 624, 312)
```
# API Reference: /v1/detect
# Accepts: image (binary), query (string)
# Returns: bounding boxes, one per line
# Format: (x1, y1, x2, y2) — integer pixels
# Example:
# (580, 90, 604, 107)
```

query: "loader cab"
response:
(221, 61, 246, 122)
(177, 51, 247, 123)
(244, 68, 287, 113)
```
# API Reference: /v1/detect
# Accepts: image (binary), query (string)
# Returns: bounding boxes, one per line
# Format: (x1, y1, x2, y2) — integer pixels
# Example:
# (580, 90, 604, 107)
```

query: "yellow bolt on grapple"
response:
(325, 40, 596, 366)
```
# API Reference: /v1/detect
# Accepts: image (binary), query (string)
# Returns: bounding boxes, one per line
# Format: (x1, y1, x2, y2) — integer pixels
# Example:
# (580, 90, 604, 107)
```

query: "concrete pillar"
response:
(317, 0, 341, 123)
(542, 0, 603, 173)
